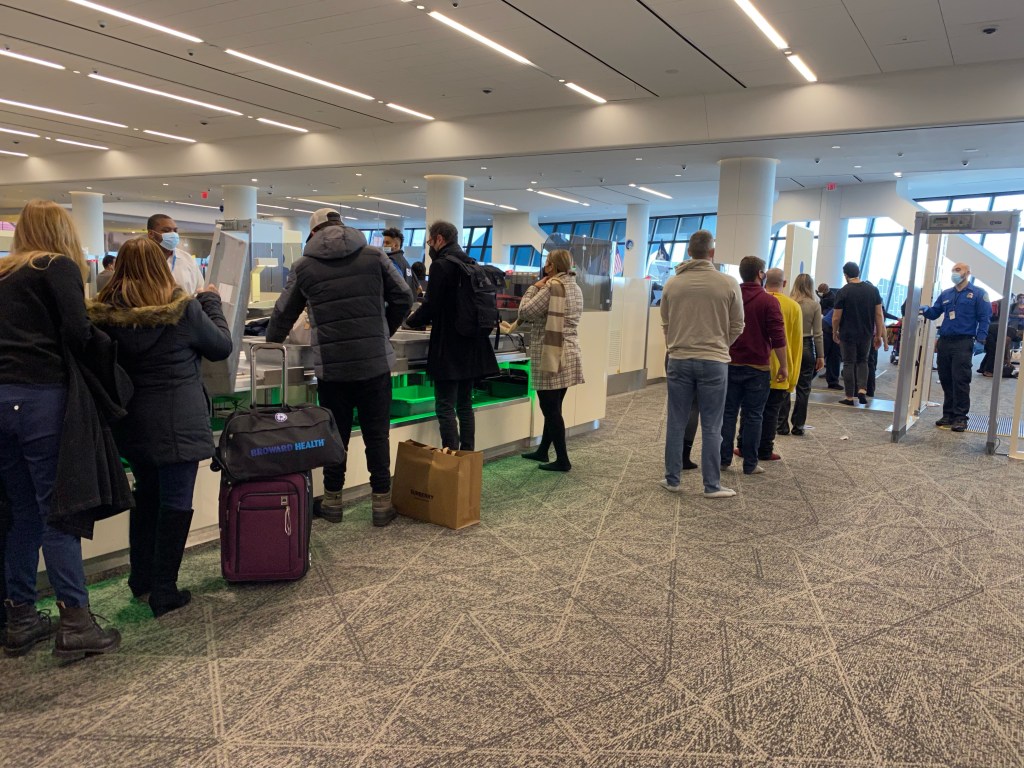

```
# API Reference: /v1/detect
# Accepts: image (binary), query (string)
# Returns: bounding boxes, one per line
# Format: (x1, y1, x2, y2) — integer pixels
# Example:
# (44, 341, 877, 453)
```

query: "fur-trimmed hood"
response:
(87, 289, 192, 328)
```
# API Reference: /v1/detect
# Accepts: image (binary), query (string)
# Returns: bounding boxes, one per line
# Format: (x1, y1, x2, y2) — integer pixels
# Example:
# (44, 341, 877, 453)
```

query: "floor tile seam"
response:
(341, 538, 452, 625)
(313, 557, 372, 665)
(973, 653, 1024, 686)
(203, 601, 228, 740)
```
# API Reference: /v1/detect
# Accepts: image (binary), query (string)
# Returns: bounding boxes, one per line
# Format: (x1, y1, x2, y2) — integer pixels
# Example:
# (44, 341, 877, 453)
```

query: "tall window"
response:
(917, 190, 1024, 270)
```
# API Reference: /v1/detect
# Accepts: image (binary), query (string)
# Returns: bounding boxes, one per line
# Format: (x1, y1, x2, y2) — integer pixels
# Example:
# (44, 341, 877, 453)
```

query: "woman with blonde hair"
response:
(90, 237, 231, 617)
(0, 200, 121, 658)
(782, 273, 825, 436)
(516, 249, 585, 471)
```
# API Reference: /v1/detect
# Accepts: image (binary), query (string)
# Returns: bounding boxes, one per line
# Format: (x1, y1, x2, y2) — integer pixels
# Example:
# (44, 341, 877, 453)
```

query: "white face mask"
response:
(951, 271, 965, 285)
(158, 231, 180, 252)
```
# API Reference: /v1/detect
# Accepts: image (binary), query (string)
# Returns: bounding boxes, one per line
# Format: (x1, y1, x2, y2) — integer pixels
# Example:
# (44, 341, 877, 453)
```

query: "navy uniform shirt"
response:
(922, 282, 992, 340)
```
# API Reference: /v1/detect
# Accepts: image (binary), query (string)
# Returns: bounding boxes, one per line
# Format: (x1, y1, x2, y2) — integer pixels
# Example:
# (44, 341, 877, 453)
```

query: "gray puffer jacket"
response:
(266, 225, 414, 382)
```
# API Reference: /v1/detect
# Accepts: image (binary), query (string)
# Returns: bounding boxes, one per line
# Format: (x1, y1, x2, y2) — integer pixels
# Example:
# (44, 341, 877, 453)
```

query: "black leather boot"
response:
(4, 599, 56, 657)
(53, 602, 120, 661)
(148, 508, 193, 618)
(127, 501, 157, 599)
(683, 441, 698, 471)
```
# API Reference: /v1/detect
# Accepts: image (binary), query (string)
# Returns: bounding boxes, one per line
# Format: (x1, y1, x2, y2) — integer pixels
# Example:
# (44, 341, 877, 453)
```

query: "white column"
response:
(492, 211, 546, 265)
(223, 184, 257, 220)
(424, 174, 465, 261)
(715, 157, 779, 266)
(70, 191, 105, 259)
(624, 203, 650, 278)
(816, 188, 848, 288)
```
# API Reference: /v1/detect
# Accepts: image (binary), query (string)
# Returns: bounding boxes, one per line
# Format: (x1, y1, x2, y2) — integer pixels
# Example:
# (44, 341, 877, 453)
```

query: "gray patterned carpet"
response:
(3, 378, 1024, 768)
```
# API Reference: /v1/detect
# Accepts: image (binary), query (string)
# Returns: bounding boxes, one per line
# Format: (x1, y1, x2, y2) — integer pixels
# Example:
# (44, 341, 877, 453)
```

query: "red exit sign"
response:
(826, 182, 837, 191)
(200, 191, 209, 199)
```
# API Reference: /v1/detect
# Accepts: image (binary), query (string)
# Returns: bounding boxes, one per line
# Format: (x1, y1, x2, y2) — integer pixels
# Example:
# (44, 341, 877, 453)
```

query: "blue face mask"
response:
(951, 271, 965, 285)
(158, 231, 180, 252)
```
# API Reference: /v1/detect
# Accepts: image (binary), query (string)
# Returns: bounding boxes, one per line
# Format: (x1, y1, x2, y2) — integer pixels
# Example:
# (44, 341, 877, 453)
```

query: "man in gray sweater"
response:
(660, 230, 745, 498)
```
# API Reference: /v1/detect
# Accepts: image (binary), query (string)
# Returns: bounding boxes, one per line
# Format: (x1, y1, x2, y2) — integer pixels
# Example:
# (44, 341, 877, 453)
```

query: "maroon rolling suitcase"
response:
(219, 472, 312, 582)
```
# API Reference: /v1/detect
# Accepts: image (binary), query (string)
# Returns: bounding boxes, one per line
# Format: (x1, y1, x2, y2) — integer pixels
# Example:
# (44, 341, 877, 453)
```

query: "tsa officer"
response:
(148, 213, 203, 294)
(920, 262, 992, 432)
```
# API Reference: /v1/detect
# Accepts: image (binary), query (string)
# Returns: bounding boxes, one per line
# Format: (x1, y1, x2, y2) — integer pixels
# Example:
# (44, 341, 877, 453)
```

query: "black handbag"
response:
(217, 344, 345, 482)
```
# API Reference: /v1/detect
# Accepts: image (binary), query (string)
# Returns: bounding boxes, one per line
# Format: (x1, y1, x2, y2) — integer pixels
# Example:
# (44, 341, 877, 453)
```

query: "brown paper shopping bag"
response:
(392, 440, 482, 530)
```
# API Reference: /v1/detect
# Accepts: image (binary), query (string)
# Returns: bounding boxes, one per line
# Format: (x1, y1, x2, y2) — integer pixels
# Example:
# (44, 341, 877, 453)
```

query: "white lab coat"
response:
(167, 248, 203, 295)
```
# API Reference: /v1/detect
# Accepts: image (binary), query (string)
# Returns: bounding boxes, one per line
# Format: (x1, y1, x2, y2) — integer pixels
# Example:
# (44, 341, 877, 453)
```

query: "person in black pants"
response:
(832, 263, 884, 406)
(268, 209, 413, 526)
(407, 221, 499, 452)
(91, 238, 233, 617)
(515, 250, 585, 471)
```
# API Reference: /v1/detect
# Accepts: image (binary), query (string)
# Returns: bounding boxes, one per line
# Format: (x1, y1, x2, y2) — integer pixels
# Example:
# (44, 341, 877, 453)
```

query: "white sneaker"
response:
(745, 465, 766, 475)
(659, 479, 684, 493)
(704, 487, 737, 499)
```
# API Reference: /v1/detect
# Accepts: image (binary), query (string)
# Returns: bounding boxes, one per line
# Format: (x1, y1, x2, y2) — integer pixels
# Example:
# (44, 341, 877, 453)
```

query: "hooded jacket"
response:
(387, 247, 421, 297)
(660, 259, 745, 364)
(266, 225, 414, 382)
(729, 282, 787, 368)
(88, 290, 232, 468)
(405, 242, 500, 381)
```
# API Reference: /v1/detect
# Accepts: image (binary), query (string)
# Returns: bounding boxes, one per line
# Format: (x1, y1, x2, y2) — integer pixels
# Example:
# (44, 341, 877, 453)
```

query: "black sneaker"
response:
(791, 427, 804, 436)
(935, 417, 952, 427)
(951, 420, 969, 433)
(827, 384, 844, 390)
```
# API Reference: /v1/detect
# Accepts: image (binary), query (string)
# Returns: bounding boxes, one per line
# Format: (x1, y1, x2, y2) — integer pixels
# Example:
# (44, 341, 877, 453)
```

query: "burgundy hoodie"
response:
(729, 281, 787, 367)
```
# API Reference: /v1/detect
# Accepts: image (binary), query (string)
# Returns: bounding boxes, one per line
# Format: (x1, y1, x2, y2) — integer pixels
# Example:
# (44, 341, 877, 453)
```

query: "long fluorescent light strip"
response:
(55, 138, 108, 150)
(0, 149, 29, 157)
(173, 201, 220, 209)
(0, 49, 65, 70)
(66, 0, 203, 43)
(0, 126, 40, 138)
(89, 74, 242, 115)
(786, 54, 818, 82)
(386, 103, 434, 121)
(143, 129, 195, 143)
(630, 184, 672, 200)
(733, 0, 788, 49)
(257, 203, 291, 210)
(464, 197, 496, 206)
(292, 197, 351, 209)
(564, 82, 607, 104)
(291, 208, 316, 214)
(354, 207, 404, 218)
(530, 189, 589, 206)
(0, 97, 126, 127)
(256, 117, 308, 133)
(428, 12, 534, 66)
(498, 204, 518, 211)
(366, 195, 422, 209)
(225, 49, 373, 101)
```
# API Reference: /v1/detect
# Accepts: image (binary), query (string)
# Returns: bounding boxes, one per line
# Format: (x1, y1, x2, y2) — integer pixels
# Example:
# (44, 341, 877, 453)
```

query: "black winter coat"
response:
(266, 225, 414, 382)
(88, 290, 232, 468)
(388, 248, 422, 298)
(406, 243, 500, 382)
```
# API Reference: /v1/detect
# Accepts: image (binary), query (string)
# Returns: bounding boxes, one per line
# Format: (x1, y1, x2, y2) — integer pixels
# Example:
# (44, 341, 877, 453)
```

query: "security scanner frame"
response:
(891, 210, 1021, 453)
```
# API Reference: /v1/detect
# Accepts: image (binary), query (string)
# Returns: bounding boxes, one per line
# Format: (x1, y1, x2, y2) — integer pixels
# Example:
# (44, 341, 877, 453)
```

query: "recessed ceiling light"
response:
(256, 117, 308, 133)
(635, 157, 643, 161)
(565, 82, 607, 104)
(831, 145, 841, 149)
(225, 49, 374, 101)
(480, 167, 487, 170)
(674, 174, 682, 177)
(0, 126, 40, 138)
(0, 97, 126, 127)
(853, 165, 862, 169)
(0, 149, 28, 157)
(964, 148, 979, 153)
(85, 186, 92, 189)
(894, 172, 903, 178)
(162, 182, 169, 185)
(415, 4, 424, 8)
(355, 173, 363, 177)
(366, 195, 423, 209)
(786, 54, 818, 82)
(66, 0, 203, 42)
(0, 49, 65, 70)
(55, 138, 109, 150)
(89, 74, 243, 115)
(733, 0, 788, 49)
(386, 103, 434, 120)
(428, 12, 534, 66)
(413, 186, 419, 189)
(143, 129, 196, 143)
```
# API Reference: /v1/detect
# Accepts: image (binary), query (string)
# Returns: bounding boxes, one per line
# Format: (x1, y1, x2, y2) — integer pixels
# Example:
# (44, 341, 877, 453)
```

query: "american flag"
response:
(613, 245, 624, 277)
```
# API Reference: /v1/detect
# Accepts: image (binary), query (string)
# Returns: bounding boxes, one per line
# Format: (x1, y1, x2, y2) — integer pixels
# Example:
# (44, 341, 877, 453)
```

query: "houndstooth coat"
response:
(518, 273, 585, 391)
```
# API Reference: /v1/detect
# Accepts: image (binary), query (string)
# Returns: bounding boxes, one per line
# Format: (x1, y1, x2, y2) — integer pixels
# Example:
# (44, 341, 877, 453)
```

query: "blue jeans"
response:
(0, 384, 89, 607)
(664, 358, 728, 492)
(720, 366, 771, 474)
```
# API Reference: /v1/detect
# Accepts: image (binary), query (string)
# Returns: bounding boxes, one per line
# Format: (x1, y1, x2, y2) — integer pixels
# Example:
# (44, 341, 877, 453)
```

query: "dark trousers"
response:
(758, 389, 789, 459)
(822, 323, 841, 385)
(840, 337, 871, 397)
(318, 374, 393, 494)
(434, 378, 476, 451)
(866, 347, 879, 397)
(537, 388, 569, 463)
(720, 366, 771, 474)
(684, 392, 699, 447)
(937, 336, 974, 421)
(979, 323, 999, 375)
(0, 483, 10, 627)
(129, 462, 199, 596)
(790, 338, 816, 428)
(0, 384, 88, 608)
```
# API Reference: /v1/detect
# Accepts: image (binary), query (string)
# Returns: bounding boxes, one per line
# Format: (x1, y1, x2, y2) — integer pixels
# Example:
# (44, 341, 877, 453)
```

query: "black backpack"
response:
(445, 255, 502, 338)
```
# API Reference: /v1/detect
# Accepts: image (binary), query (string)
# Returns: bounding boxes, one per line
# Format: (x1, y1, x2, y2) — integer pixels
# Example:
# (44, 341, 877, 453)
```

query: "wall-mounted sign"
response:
(625, 239, 635, 250)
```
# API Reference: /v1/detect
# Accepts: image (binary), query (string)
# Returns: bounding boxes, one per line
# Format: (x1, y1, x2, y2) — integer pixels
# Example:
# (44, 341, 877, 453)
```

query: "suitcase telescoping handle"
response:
(248, 341, 289, 406)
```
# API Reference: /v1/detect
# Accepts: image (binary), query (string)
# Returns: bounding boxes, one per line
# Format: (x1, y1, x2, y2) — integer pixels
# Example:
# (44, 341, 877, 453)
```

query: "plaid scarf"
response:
(540, 275, 568, 374)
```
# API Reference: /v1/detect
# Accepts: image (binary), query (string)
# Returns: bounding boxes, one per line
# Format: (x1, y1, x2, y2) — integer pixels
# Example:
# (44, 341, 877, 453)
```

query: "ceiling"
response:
(1, 0, 1023, 221)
